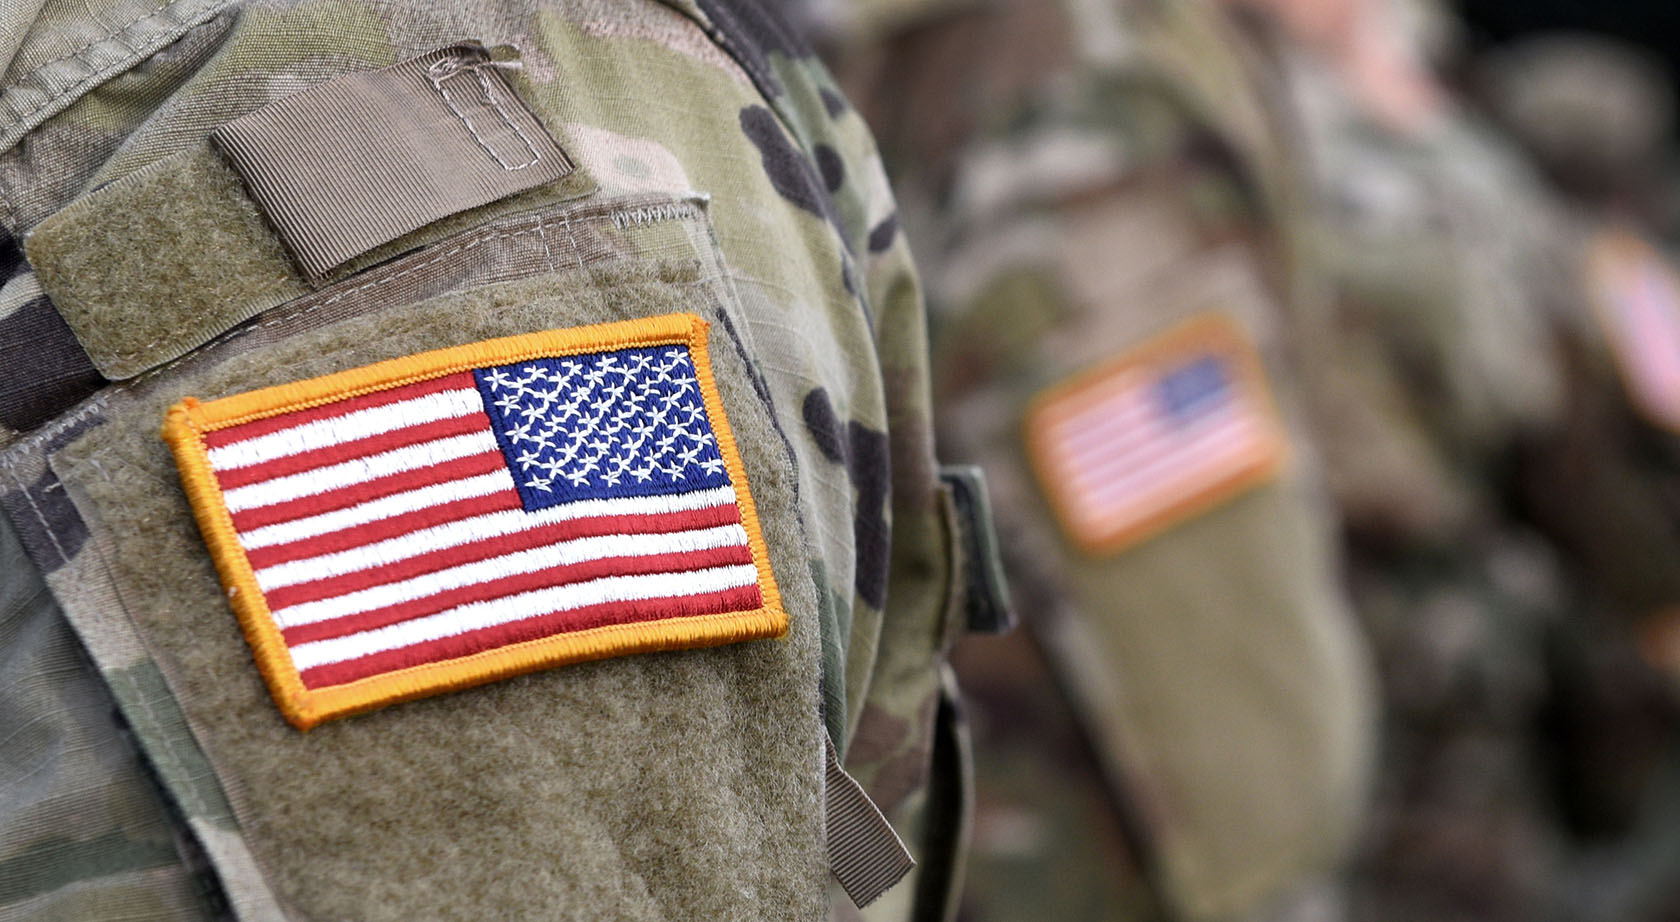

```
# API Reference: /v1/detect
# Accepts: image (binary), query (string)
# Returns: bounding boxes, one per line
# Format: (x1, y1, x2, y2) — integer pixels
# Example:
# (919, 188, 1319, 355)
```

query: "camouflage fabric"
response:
(1242, 11, 1680, 921)
(823, 0, 1378, 919)
(0, 1, 979, 919)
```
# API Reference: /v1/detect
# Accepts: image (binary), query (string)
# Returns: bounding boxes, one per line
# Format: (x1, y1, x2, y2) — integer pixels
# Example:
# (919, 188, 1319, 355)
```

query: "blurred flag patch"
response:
(1024, 314, 1286, 555)
(1591, 228, 1680, 432)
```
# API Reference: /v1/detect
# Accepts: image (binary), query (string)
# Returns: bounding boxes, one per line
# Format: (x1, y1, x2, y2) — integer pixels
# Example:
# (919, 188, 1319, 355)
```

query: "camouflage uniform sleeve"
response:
(1, 1, 965, 919)
(681, 0, 957, 806)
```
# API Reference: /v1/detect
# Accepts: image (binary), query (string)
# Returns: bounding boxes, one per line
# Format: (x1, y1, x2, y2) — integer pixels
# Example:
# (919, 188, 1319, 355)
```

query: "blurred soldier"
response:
(1225, 1, 1680, 919)
(0, 2, 1006, 920)
(1477, 34, 1680, 237)
(1478, 34, 1680, 920)
(817, 0, 1379, 920)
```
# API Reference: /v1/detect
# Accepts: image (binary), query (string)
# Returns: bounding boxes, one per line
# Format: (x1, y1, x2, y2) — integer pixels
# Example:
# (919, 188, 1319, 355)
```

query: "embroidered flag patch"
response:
(1024, 314, 1287, 555)
(1589, 228, 1680, 431)
(162, 313, 786, 729)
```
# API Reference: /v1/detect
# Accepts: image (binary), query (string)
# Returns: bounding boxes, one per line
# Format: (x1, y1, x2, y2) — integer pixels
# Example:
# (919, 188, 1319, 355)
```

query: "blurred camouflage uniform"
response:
(0, 1, 1004, 920)
(1233, 3, 1680, 919)
(1476, 35, 1680, 920)
(818, 0, 1379, 920)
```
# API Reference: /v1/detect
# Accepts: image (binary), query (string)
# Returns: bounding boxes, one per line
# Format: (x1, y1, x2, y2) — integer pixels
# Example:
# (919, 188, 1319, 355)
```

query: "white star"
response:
(699, 457, 726, 475)
(524, 476, 553, 493)
(631, 465, 655, 483)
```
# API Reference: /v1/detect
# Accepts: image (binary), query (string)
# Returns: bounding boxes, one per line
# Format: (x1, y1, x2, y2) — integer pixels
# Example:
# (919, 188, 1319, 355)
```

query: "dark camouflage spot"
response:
(2, 469, 89, 573)
(819, 86, 848, 119)
(815, 143, 845, 193)
(802, 388, 891, 609)
(846, 696, 938, 812)
(1181, 127, 1261, 217)
(739, 105, 826, 217)
(695, 0, 810, 100)
(0, 413, 102, 572)
(0, 295, 105, 431)
(867, 213, 899, 253)
(0, 226, 22, 281)
(802, 387, 847, 463)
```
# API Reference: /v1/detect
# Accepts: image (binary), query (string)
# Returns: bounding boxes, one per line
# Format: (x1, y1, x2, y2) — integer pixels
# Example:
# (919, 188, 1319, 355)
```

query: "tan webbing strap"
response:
(212, 42, 573, 279)
(826, 730, 916, 908)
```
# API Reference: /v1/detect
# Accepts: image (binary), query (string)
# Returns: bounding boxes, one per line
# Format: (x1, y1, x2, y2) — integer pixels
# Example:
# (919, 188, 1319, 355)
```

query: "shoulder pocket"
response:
(5, 191, 837, 922)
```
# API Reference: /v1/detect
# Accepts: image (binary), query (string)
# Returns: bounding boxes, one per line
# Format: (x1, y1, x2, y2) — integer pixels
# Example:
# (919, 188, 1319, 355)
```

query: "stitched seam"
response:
(5, 465, 69, 566)
(4, 205, 705, 457)
(108, 222, 547, 365)
(4, 1, 174, 127)
(557, 213, 585, 271)
(612, 202, 697, 229)
(535, 214, 555, 272)
(93, 199, 701, 365)
(431, 69, 542, 171)
(0, 396, 113, 472)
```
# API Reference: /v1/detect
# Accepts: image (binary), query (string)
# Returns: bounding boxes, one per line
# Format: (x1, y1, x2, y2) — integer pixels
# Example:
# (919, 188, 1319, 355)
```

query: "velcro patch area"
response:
(163, 313, 787, 729)
(1589, 228, 1680, 432)
(1024, 314, 1287, 555)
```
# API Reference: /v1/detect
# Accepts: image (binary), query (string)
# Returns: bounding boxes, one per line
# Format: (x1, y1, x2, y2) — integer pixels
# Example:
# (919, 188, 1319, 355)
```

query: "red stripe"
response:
(213, 412, 491, 489)
(242, 489, 522, 570)
(204, 373, 476, 448)
(260, 503, 746, 611)
(227, 451, 508, 532)
(297, 584, 765, 689)
(279, 543, 756, 645)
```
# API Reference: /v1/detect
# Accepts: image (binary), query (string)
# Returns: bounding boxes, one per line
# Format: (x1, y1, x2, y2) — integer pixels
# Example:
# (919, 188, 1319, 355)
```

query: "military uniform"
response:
(821, 1, 1379, 920)
(1235, 6, 1680, 919)
(0, 2, 1005, 920)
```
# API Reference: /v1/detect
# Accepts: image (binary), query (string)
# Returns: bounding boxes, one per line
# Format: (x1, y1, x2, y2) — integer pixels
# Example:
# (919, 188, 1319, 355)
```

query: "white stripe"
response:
(271, 523, 751, 628)
(1075, 421, 1259, 522)
(207, 388, 484, 471)
(254, 484, 739, 591)
(1050, 390, 1152, 448)
(1052, 382, 1234, 456)
(236, 470, 516, 551)
(1077, 415, 1256, 505)
(288, 563, 761, 669)
(1061, 399, 1244, 489)
(220, 432, 499, 513)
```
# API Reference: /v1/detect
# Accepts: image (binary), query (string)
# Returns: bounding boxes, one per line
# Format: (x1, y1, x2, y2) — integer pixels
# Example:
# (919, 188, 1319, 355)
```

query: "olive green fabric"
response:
(55, 261, 827, 922)
(26, 148, 308, 379)
(0, 1, 967, 919)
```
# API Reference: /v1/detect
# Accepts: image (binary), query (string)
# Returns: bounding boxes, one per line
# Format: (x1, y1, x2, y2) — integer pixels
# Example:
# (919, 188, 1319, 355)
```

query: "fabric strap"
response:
(212, 43, 573, 279)
(825, 730, 916, 908)
(939, 464, 1016, 635)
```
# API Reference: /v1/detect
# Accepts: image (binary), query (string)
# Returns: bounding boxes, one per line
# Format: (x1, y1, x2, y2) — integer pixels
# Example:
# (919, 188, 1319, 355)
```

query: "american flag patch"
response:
(1024, 314, 1286, 555)
(162, 313, 786, 729)
(1590, 228, 1680, 431)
